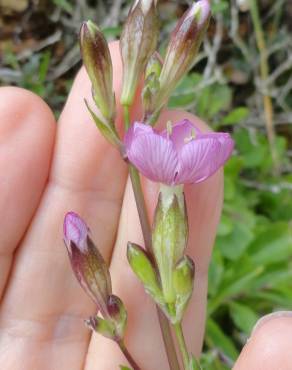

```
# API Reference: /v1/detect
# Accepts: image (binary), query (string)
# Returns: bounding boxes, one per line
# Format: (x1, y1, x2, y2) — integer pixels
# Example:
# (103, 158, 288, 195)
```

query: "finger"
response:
(0, 42, 136, 370)
(0, 87, 56, 299)
(234, 312, 292, 369)
(85, 110, 223, 369)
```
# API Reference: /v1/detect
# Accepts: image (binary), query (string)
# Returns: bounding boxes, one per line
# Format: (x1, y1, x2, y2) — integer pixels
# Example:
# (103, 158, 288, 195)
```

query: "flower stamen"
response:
(184, 128, 196, 143)
(166, 120, 173, 139)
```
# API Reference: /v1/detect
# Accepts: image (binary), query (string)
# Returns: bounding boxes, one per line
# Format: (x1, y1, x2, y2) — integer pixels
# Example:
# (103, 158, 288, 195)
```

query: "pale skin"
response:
(0, 42, 291, 370)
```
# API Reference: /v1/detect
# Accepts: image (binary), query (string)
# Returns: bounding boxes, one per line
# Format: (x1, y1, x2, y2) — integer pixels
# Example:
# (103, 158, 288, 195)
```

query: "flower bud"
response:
(173, 256, 195, 323)
(156, 0, 211, 111)
(107, 295, 127, 339)
(63, 212, 112, 316)
(80, 21, 115, 121)
(173, 256, 194, 296)
(120, 0, 159, 106)
(142, 53, 162, 122)
(152, 185, 188, 304)
(85, 316, 115, 339)
(145, 52, 162, 79)
(127, 242, 164, 306)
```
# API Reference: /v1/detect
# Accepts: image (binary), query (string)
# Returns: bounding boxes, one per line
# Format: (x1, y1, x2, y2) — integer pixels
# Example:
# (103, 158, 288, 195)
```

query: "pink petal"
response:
(161, 119, 201, 151)
(126, 130, 179, 185)
(177, 137, 221, 184)
(64, 212, 88, 252)
(124, 121, 153, 148)
(197, 132, 234, 167)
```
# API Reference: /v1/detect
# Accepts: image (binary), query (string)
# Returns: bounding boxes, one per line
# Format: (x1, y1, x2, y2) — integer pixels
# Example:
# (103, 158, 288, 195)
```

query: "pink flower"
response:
(124, 119, 234, 185)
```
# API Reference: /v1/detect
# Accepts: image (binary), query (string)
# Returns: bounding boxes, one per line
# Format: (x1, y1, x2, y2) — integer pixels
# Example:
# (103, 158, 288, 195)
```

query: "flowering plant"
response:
(63, 1, 234, 369)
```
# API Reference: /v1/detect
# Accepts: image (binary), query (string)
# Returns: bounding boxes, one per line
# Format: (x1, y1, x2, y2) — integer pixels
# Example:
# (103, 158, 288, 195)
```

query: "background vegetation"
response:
(0, 0, 291, 368)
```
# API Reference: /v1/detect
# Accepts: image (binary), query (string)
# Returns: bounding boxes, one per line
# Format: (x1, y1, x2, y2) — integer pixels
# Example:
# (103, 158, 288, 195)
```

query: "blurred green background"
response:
(0, 0, 291, 368)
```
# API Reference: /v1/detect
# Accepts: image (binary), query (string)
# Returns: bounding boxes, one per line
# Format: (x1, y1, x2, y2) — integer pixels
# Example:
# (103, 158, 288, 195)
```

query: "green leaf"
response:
(229, 302, 259, 334)
(38, 51, 51, 83)
(251, 289, 292, 308)
(211, 0, 228, 14)
(222, 107, 249, 125)
(53, 0, 73, 13)
(234, 129, 271, 170)
(208, 266, 264, 314)
(198, 84, 232, 118)
(217, 214, 233, 237)
(249, 223, 292, 266)
(120, 366, 132, 370)
(252, 268, 292, 290)
(208, 248, 224, 297)
(169, 73, 202, 108)
(259, 183, 292, 221)
(216, 222, 254, 260)
(206, 319, 238, 361)
(103, 26, 121, 39)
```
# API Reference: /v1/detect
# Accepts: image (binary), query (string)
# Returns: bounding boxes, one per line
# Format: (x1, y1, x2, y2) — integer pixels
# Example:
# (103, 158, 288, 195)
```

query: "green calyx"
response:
(85, 316, 116, 339)
(85, 99, 121, 149)
(86, 294, 128, 341)
(152, 185, 188, 304)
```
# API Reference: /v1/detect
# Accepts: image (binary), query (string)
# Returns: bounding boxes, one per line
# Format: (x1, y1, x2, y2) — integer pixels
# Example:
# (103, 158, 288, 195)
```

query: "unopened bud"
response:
(152, 185, 188, 304)
(120, 0, 159, 106)
(142, 53, 162, 121)
(173, 256, 194, 296)
(127, 242, 164, 306)
(63, 212, 112, 316)
(156, 0, 211, 112)
(145, 52, 162, 79)
(173, 256, 195, 323)
(107, 295, 127, 339)
(80, 21, 115, 121)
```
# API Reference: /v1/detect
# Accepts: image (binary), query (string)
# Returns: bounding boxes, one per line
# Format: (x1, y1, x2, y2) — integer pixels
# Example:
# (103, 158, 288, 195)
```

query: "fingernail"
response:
(250, 311, 292, 339)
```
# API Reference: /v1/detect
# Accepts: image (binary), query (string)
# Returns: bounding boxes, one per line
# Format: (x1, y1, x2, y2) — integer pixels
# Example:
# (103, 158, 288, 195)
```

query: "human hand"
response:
(0, 42, 291, 370)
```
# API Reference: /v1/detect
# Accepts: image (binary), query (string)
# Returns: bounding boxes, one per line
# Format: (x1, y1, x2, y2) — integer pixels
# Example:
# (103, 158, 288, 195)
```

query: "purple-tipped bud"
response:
(156, 0, 211, 111)
(120, 0, 159, 105)
(80, 21, 115, 121)
(63, 212, 112, 315)
(64, 212, 88, 252)
(107, 295, 127, 339)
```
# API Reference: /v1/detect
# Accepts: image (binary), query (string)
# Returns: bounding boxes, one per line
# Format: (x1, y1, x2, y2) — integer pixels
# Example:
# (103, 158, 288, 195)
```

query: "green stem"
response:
(123, 105, 131, 129)
(173, 323, 190, 370)
(248, 0, 278, 172)
(123, 105, 180, 370)
(117, 340, 142, 370)
(129, 165, 153, 254)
